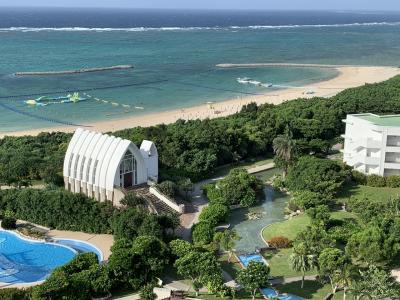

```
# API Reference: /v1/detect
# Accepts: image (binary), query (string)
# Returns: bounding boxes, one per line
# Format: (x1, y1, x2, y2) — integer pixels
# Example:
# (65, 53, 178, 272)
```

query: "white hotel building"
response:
(342, 113, 400, 176)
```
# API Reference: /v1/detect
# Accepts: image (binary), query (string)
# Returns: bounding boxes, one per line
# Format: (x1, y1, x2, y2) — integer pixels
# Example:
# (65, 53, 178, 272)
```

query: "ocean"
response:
(1, 8, 400, 132)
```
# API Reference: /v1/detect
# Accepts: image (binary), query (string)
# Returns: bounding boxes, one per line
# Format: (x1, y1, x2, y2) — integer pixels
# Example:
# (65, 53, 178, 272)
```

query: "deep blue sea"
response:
(1, 8, 400, 132)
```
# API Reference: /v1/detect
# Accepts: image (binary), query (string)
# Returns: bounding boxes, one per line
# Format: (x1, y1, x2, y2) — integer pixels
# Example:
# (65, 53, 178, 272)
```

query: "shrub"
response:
(0, 189, 115, 233)
(216, 168, 264, 207)
(367, 174, 386, 187)
(351, 170, 367, 185)
(140, 283, 157, 300)
(1, 217, 16, 230)
(0, 288, 31, 300)
(198, 204, 229, 226)
(267, 236, 292, 249)
(386, 175, 400, 188)
(157, 181, 177, 197)
(192, 221, 215, 245)
(292, 191, 328, 211)
(120, 193, 145, 207)
(272, 175, 285, 189)
(287, 199, 300, 212)
(286, 156, 348, 196)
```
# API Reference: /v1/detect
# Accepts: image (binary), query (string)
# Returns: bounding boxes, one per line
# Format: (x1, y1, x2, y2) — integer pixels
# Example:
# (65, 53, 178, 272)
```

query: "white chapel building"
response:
(63, 128, 158, 204)
(342, 113, 400, 176)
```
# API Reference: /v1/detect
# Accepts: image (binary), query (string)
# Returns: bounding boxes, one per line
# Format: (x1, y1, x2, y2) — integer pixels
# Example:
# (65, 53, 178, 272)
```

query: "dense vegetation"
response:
(3, 75, 400, 184)
(0, 189, 115, 233)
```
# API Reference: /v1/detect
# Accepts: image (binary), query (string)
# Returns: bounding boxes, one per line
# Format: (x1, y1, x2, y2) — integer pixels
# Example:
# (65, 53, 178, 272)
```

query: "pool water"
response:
(238, 254, 266, 268)
(0, 231, 76, 283)
(261, 288, 303, 300)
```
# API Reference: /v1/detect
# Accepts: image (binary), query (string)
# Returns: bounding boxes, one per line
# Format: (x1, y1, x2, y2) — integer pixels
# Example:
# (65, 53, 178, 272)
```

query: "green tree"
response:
(217, 168, 263, 207)
(286, 156, 348, 197)
(237, 261, 270, 300)
(178, 178, 194, 201)
(350, 265, 400, 300)
(295, 226, 335, 256)
(345, 225, 394, 266)
(174, 250, 223, 297)
(272, 128, 297, 177)
(169, 239, 193, 257)
(289, 242, 318, 288)
(213, 229, 241, 262)
(318, 248, 346, 294)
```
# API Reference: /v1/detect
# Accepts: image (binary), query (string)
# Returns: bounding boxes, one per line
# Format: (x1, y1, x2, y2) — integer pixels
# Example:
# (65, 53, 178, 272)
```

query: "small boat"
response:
(248, 80, 262, 86)
(237, 77, 252, 84)
(261, 83, 273, 88)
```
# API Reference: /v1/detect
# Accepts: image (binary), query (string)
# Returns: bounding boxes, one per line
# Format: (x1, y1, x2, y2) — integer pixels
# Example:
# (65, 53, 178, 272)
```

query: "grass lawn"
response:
(276, 280, 344, 300)
(261, 211, 356, 277)
(337, 183, 400, 204)
(262, 214, 310, 241)
(212, 156, 274, 178)
(263, 248, 316, 278)
(218, 253, 242, 279)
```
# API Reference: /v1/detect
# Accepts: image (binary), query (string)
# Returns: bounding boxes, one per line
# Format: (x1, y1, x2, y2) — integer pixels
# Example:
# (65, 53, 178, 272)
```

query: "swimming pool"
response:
(0, 230, 76, 284)
(260, 288, 303, 300)
(54, 239, 103, 261)
(238, 253, 267, 268)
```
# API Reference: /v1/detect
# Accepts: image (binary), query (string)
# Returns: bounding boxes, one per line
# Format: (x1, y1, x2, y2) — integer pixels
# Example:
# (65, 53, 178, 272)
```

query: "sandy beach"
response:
(1, 65, 400, 138)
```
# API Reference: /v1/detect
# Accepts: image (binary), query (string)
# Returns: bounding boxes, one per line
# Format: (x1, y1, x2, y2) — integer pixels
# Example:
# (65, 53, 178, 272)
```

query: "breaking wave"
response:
(1, 22, 400, 32)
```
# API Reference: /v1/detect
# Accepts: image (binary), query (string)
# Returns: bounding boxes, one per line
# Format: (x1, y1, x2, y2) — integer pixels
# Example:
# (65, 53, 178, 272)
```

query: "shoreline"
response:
(1, 65, 400, 138)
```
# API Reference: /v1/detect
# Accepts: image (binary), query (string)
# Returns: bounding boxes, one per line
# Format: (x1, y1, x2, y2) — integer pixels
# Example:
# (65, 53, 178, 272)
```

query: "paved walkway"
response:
(247, 162, 275, 174)
(270, 275, 318, 285)
(177, 176, 223, 241)
(47, 230, 114, 261)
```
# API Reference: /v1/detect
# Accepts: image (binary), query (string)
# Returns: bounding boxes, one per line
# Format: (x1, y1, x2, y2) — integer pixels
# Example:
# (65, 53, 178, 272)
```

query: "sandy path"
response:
(1, 65, 399, 138)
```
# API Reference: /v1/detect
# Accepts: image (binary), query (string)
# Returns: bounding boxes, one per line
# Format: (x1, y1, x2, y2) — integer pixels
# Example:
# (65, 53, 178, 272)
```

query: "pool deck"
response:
(46, 230, 114, 261)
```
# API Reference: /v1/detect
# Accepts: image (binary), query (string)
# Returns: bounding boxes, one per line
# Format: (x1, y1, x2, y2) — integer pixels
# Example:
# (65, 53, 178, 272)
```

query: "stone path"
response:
(246, 162, 275, 174)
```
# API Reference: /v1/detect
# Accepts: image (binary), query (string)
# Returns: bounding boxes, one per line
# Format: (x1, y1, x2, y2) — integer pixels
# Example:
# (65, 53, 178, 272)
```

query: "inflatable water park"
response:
(25, 93, 89, 107)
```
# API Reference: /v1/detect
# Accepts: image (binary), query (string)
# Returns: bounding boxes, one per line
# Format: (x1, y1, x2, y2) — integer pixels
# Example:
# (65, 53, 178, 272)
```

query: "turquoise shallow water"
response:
(1, 22, 400, 132)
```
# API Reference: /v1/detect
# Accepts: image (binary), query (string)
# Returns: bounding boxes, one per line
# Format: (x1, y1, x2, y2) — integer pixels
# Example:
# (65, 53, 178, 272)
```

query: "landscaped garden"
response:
(2, 74, 400, 299)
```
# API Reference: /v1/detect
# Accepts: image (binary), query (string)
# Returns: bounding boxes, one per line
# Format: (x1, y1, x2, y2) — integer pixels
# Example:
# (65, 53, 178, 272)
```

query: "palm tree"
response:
(272, 127, 296, 177)
(213, 229, 241, 262)
(289, 242, 317, 288)
(335, 264, 354, 300)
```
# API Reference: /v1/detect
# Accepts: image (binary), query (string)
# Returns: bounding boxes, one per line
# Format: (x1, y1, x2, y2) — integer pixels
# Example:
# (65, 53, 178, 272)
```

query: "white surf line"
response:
(216, 63, 388, 68)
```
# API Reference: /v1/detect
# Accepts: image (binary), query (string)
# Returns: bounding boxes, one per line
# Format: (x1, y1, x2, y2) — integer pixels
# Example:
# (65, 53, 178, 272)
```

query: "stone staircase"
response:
(125, 185, 178, 215)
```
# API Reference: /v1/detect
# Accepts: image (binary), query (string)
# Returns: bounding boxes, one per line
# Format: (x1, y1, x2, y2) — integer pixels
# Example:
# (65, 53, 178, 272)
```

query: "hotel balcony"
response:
(352, 138, 381, 150)
(384, 162, 400, 170)
(346, 154, 380, 166)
